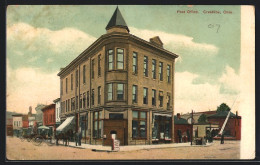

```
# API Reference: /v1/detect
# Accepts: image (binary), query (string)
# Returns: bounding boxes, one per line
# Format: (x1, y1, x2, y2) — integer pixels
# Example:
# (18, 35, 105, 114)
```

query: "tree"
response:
(216, 103, 231, 113)
(198, 114, 207, 123)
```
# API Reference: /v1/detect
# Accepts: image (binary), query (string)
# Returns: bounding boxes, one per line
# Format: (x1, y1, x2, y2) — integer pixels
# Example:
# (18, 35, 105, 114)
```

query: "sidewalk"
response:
(64, 141, 213, 152)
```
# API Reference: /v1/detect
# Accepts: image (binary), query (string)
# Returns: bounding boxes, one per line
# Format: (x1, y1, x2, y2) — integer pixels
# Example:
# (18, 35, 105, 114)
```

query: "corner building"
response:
(58, 7, 178, 146)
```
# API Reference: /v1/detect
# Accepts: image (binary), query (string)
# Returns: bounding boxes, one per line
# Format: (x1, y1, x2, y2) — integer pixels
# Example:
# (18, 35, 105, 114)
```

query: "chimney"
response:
(236, 111, 238, 117)
(177, 113, 181, 119)
(149, 36, 163, 48)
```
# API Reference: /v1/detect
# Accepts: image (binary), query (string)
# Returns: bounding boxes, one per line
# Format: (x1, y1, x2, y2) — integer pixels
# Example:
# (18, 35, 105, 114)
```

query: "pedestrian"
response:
(220, 133, 224, 144)
(74, 131, 78, 146)
(78, 130, 82, 146)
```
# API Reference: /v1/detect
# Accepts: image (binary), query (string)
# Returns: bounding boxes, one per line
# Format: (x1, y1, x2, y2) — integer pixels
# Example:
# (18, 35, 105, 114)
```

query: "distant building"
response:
(6, 118, 13, 136)
(174, 113, 192, 143)
(35, 104, 46, 126)
(12, 114, 23, 137)
(42, 104, 56, 137)
(53, 98, 61, 128)
(181, 110, 217, 124)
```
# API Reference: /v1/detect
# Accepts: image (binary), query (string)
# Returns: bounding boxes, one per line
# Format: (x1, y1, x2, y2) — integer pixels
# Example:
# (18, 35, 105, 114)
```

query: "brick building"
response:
(57, 7, 178, 146)
(207, 111, 241, 140)
(42, 104, 56, 137)
(174, 113, 192, 143)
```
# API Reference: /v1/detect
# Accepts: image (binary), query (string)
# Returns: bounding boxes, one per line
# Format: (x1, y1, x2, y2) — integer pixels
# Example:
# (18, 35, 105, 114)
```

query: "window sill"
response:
(132, 138, 148, 140)
(106, 100, 126, 103)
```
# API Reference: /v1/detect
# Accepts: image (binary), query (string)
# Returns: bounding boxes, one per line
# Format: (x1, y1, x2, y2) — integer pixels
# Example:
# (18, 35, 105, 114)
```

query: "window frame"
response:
(116, 83, 124, 100)
(91, 89, 95, 106)
(152, 89, 156, 106)
(107, 83, 113, 101)
(152, 59, 156, 79)
(159, 91, 164, 107)
(83, 65, 86, 84)
(132, 85, 137, 104)
(133, 52, 138, 74)
(71, 74, 73, 90)
(116, 48, 124, 70)
(143, 56, 148, 77)
(98, 55, 101, 76)
(143, 87, 148, 104)
(76, 70, 79, 87)
(108, 49, 114, 71)
(91, 59, 95, 79)
(159, 62, 163, 81)
(167, 64, 171, 83)
(98, 86, 101, 104)
(65, 78, 68, 93)
(93, 111, 102, 139)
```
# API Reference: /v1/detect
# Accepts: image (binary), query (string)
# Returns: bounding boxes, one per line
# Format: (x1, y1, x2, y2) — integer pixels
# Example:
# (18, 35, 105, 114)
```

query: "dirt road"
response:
(6, 136, 240, 160)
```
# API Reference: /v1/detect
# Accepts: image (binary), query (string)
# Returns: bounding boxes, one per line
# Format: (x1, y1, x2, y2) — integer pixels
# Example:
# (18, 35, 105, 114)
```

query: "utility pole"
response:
(191, 110, 193, 146)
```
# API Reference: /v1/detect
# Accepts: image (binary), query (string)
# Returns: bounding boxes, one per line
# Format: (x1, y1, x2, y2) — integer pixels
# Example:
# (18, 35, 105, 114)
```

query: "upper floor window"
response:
(167, 65, 171, 83)
(108, 49, 114, 70)
(83, 93, 86, 108)
(91, 59, 95, 79)
(66, 100, 68, 112)
(144, 56, 148, 77)
(107, 83, 113, 101)
(152, 89, 156, 106)
(98, 55, 101, 76)
(167, 92, 171, 109)
(65, 78, 68, 93)
(80, 94, 82, 109)
(76, 70, 79, 87)
(76, 96, 78, 109)
(83, 65, 86, 84)
(132, 85, 137, 103)
(91, 89, 95, 106)
(61, 80, 63, 95)
(133, 52, 138, 74)
(87, 91, 90, 107)
(117, 83, 124, 100)
(117, 48, 124, 69)
(71, 74, 73, 90)
(143, 87, 148, 104)
(68, 99, 70, 111)
(159, 62, 163, 81)
(152, 59, 156, 79)
(159, 91, 163, 107)
(98, 86, 101, 104)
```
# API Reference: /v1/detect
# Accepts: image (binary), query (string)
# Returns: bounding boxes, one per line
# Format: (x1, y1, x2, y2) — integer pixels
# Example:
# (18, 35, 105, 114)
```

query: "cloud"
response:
(6, 65, 60, 114)
(175, 69, 240, 114)
(130, 27, 219, 56)
(219, 65, 240, 94)
(7, 22, 97, 55)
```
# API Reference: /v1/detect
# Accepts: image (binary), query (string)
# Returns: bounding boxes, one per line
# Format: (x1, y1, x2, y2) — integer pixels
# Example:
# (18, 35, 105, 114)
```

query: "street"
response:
(6, 136, 240, 160)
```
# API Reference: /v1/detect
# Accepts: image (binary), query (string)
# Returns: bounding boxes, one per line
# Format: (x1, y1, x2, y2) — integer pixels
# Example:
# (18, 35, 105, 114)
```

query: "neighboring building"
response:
(35, 104, 46, 126)
(42, 104, 56, 137)
(57, 7, 178, 146)
(12, 114, 23, 137)
(207, 111, 241, 140)
(174, 113, 192, 143)
(53, 98, 61, 128)
(6, 118, 13, 136)
(181, 110, 217, 124)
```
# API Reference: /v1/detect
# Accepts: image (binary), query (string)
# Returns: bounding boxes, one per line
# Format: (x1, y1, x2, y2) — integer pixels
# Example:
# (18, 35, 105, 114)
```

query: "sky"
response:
(6, 5, 241, 114)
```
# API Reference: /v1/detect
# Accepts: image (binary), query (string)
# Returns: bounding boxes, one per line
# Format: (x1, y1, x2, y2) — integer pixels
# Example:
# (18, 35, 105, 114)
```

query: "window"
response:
(71, 98, 75, 111)
(87, 91, 90, 107)
(76, 70, 79, 87)
(93, 111, 102, 139)
(98, 86, 101, 104)
(132, 85, 137, 103)
(71, 74, 73, 90)
(167, 65, 171, 83)
(68, 99, 70, 111)
(91, 89, 95, 106)
(132, 111, 147, 138)
(92, 59, 95, 79)
(152, 89, 156, 106)
(159, 62, 163, 81)
(167, 93, 171, 109)
(65, 78, 68, 93)
(152, 59, 156, 79)
(98, 55, 101, 76)
(144, 56, 148, 77)
(66, 100, 68, 112)
(61, 80, 63, 95)
(159, 91, 163, 107)
(83, 93, 86, 108)
(107, 83, 113, 101)
(117, 84, 124, 100)
(108, 49, 114, 70)
(133, 52, 137, 74)
(143, 88, 148, 104)
(76, 96, 78, 109)
(83, 65, 86, 84)
(109, 113, 123, 119)
(80, 94, 82, 109)
(117, 48, 124, 69)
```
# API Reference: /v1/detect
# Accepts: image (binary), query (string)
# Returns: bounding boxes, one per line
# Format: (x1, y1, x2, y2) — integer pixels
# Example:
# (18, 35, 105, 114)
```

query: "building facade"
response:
(53, 98, 61, 128)
(42, 104, 56, 137)
(12, 114, 23, 137)
(174, 113, 192, 143)
(58, 7, 178, 146)
(35, 104, 46, 126)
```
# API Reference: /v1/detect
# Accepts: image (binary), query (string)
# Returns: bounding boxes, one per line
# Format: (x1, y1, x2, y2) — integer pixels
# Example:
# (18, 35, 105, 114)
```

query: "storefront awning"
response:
(56, 116, 75, 132)
(154, 113, 172, 117)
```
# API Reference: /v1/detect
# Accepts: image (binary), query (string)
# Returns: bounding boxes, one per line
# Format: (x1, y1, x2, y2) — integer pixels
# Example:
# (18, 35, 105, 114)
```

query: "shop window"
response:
(133, 52, 138, 74)
(152, 116, 171, 140)
(93, 111, 102, 139)
(132, 111, 147, 139)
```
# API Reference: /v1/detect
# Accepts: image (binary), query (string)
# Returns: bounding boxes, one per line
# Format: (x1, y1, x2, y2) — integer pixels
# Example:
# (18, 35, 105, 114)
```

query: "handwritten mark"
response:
(208, 24, 221, 33)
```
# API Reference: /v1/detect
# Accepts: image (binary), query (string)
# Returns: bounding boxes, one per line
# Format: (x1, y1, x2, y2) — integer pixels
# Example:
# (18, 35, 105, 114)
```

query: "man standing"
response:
(220, 133, 225, 144)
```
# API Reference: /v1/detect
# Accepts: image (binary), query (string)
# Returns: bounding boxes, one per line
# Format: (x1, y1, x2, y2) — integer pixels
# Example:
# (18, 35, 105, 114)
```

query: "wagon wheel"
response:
(33, 135, 43, 146)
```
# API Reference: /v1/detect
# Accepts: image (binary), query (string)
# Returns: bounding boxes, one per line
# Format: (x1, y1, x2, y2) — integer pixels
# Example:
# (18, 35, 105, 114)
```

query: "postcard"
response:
(6, 5, 255, 160)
